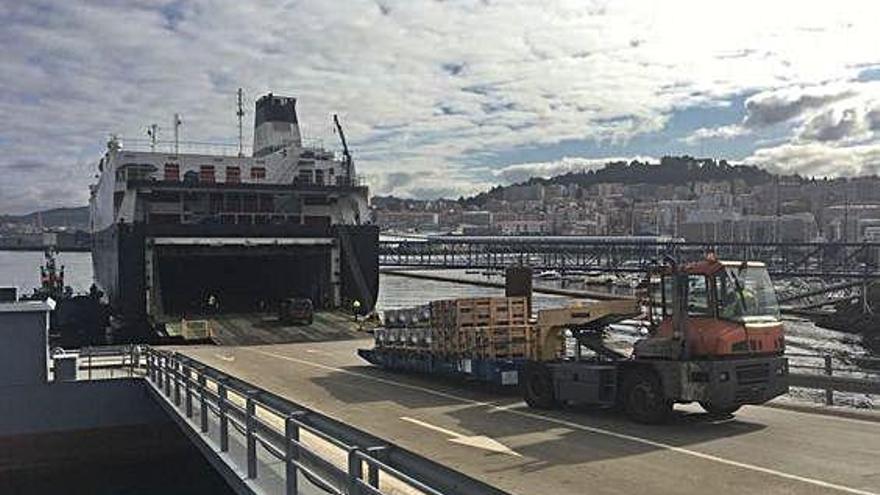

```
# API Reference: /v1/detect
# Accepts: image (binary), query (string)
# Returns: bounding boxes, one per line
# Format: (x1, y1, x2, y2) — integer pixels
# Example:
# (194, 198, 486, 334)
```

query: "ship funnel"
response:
(253, 93, 303, 157)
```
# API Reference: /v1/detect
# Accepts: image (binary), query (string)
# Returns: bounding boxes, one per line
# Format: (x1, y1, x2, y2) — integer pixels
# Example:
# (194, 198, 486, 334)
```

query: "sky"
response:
(2, 1, 880, 214)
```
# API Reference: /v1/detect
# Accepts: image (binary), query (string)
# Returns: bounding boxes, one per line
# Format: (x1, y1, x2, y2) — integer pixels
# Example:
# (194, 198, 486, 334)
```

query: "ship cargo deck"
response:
(164, 311, 370, 346)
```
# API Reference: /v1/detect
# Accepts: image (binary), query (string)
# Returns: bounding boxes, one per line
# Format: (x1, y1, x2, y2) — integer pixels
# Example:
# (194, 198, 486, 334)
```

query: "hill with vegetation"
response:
(463, 155, 779, 206)
(0, 206, 89, 230)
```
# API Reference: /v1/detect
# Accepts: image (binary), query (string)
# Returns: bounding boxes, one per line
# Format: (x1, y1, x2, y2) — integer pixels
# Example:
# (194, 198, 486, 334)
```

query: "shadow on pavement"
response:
(310, 365, 766, 470)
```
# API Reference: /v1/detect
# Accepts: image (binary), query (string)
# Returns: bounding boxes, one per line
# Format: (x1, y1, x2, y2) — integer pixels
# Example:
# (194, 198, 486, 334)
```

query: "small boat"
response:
(535, 270, 561, 280)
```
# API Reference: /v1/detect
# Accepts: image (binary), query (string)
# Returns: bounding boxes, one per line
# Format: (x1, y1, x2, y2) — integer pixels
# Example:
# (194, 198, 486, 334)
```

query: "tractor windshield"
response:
(717, 265, 780, 322)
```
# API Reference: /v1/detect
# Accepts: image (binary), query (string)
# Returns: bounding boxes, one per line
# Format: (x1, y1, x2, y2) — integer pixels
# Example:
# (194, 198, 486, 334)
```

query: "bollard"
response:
(824, 354, 834, 406)
(246, 395, 257, 479)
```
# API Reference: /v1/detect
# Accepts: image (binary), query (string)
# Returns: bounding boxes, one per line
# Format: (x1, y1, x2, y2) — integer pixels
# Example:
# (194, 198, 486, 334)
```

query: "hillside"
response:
(0, 206, 89, 230)
(465, 155, 780, 206)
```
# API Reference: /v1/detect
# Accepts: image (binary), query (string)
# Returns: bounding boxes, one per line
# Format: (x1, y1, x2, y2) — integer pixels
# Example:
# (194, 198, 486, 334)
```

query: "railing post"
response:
(246, 394, 257, 479)
(348, 448, 363, 495)
(164, 356, 171, 397)
(285, 413, 305, 495)
(198, 373, 208, 433)
(173, 358, 181, 407)
(218, 382, 229, 452)
(365, 446, 387, 490)
(824, 354, 834, 406)
(146, 351, 153, 381)
(184, 364, 193, 418)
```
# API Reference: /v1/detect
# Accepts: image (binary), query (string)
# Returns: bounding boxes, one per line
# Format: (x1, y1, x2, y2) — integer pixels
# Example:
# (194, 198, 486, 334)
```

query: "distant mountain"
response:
(464, 155, 779, 206)
(0, 206, 89, 230)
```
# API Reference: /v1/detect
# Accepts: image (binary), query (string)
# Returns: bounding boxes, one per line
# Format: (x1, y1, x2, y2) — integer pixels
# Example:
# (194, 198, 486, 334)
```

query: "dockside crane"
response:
(333, 114, 353, 183)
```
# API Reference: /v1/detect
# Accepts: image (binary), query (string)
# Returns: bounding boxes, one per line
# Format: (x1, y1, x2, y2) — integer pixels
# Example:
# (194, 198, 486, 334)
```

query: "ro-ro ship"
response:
(89, 93, 378, 341)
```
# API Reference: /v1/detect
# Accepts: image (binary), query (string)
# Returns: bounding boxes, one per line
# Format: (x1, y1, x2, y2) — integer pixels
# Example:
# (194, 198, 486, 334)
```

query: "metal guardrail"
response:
(786, 352, 880, 405)
(378, 239, 880, 279)
(141, 347, 506, 495)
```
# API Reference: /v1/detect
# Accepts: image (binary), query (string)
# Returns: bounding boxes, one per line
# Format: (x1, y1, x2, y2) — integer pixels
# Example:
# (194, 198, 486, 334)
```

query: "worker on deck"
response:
(207, 294, 219, 314)
(352, 299, 362, 321)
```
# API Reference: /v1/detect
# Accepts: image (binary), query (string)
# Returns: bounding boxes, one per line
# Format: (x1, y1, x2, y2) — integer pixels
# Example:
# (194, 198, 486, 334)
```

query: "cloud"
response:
(681, 124, 749, 144)
(799, 107, 862, 142)
(743, 85, 855, 127)
(3, 2, 880, 212)
(493, 155, 655, 184)
(745, 142, 880, 177)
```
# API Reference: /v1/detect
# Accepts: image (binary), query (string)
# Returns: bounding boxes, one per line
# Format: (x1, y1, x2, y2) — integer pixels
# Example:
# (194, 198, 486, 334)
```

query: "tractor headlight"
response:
(719, 371, 730, 382)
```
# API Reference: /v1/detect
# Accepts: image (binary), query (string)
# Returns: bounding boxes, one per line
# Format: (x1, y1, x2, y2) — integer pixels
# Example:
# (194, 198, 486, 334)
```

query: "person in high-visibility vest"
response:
(352, 299, 362, 321)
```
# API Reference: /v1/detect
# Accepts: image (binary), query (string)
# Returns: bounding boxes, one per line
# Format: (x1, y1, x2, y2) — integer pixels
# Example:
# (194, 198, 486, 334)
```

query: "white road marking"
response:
(305, 349, 333, 356)
(243, 348, 878, 495)
(400, 416, 521, 456)
(213, 353, 235, 362)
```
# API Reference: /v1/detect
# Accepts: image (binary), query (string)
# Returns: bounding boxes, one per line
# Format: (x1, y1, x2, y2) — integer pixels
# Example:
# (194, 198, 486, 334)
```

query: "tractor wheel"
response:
(622, 369, 673, 424)
(522, 362, 558, 409)
(699, 402, 741, 418)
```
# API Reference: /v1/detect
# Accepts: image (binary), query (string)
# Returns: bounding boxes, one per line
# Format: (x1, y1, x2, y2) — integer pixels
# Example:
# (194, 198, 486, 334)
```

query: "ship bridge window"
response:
(224, 193, 241, 212)
(251, 166, 266, 180)
(200, 165, 216, 183)
(210, 193, 223, 214)
(242, 194, 257, 211)
(296, 170, 313, 185)
(315, 169, 325, 186)
(226, 166, 241, 183)
(164, 163, 180, 181)
(258, 194, 275, 212)
(118, 163, 157, 182)
(274, 193, 301, 213)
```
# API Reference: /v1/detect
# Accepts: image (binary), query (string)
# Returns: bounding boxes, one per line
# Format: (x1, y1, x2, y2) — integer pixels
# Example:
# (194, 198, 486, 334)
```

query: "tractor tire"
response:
(699, 402, 741, 418)
(622, 369, 673, 424)
(522, 362, 558, 409)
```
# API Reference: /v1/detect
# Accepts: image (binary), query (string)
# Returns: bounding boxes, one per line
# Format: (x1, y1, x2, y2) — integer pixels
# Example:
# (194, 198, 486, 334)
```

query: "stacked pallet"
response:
(376, 296, 535, 359)
(430, 297, 531, 359)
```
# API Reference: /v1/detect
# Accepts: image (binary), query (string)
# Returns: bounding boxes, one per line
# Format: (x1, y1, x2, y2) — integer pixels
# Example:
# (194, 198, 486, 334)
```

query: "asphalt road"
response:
(176, 339, 880, 495)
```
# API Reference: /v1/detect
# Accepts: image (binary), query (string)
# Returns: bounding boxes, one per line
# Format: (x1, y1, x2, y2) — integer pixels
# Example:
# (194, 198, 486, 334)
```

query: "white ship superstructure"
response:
(88, 93, 378, 341)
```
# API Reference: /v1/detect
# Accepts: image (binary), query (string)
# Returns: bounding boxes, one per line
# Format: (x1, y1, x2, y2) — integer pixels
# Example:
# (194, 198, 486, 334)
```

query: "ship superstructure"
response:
(89, 93, 378, 340)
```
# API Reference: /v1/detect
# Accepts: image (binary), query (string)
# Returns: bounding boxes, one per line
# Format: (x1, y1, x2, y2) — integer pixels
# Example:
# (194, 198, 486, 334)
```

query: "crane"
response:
(333, 114, 353, 183)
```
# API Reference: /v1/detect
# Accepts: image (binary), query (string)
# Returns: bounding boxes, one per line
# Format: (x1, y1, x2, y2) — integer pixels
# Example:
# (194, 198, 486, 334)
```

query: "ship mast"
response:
(173, 113, 182, 155)
(236, 88, 245, 157)
(146, 124, 159, 152)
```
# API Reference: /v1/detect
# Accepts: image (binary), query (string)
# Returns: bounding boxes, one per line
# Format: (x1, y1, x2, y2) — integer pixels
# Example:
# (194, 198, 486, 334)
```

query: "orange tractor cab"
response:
(521, 256, 789, 423)
(640, 257, 785, 359)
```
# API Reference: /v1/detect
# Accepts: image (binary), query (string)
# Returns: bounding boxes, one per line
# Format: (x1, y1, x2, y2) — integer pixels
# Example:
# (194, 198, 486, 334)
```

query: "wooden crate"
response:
(462, 324, 535, 359)
(432, 297, 529, 328)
